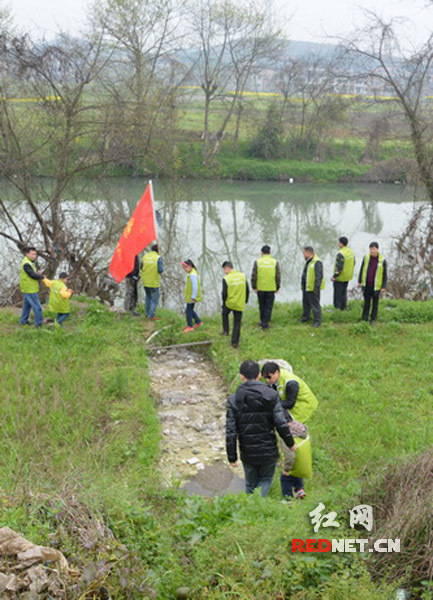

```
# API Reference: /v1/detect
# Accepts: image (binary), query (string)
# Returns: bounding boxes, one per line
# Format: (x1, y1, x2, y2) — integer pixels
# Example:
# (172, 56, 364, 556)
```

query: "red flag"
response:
(109, 181, 157, 283)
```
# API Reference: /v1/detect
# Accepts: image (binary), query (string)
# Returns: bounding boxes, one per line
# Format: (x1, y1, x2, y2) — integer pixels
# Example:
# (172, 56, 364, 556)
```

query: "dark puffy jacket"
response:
(226, 380, 295, 465)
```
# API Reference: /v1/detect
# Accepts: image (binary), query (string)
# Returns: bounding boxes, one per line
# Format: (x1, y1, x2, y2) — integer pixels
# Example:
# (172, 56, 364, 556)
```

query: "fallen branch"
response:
(147, 340, 213, 352)
(145, 325, 172, 345)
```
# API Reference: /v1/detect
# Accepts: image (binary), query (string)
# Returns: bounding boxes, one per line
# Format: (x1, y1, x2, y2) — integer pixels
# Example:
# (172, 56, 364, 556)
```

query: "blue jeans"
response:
(20, 293, 43, 326)
(243, 462, 276, 498)
(280, 474, 304, 498)
(186, 303, 201, 327)
(56, 313, 70, 325)
(144, 287, 160, 318)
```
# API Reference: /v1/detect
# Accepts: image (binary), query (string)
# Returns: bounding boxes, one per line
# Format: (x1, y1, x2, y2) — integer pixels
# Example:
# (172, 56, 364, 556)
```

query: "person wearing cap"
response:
(43, 272, 74, 325)
(221, 261, 249, 349)
(19, 246, 46, 327)
(331, 236, 355, 310)
(141, 243, 164, 320)
(358, 241, 387, 323)
(181, 259, 203, 333)
(251, 245, 281, 330)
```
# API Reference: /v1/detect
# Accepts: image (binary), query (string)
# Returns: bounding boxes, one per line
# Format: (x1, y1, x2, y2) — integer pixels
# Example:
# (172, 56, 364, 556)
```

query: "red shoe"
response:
(150, 316, 161, 321)
(183, 326, 194, 333)
(295, 489, 307, 500)
(194, 322, 203, 328)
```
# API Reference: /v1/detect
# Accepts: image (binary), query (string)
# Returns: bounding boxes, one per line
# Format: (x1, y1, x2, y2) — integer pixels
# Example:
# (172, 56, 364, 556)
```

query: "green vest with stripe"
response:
(224, 270, 247, 312)
(20, 257, 39, 294)
(185, 268, 202, 303)
(306, 256, 325, 292)
(256, 256, 277, 292)
(141, 251, 160, 288)
(49, 280, 70, 313)
(277, 369, 319, 423)
(335, 246, 355, 282)
(360, 253, 385, 291)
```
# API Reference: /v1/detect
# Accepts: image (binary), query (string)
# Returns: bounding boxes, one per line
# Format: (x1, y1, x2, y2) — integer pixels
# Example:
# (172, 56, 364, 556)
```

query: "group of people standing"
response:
(123, 237, 387, 348)
(18, 238, 388, 338)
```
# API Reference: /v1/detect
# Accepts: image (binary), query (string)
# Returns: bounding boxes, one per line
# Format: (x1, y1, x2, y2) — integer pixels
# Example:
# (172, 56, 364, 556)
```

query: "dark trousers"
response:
(222, 305, 243, 345)
(301, 290, 321, 325)
(124, 277, 138, 311)
(257, 291, 275, 328)
(186, 303, 201, 327)
(243, 462, 277, 497)
(20, 293, 43, 326)
(56, 313, 70, 325)
(280, 473, 304, 498)
(362, 286, 380, 322)
(333, 281, 348, 310)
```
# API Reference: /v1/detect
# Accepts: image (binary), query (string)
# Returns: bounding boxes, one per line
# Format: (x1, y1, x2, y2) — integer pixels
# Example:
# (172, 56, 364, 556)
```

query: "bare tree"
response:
(0, 32, 131, 301)
(187, 0, 281, 164)
(90, 0, 187, 175)
(340, 12, 433, 202)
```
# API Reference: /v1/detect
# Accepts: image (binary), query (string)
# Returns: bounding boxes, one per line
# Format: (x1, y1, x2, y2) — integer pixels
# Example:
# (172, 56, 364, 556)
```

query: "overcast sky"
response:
(8, 0, 433, 44)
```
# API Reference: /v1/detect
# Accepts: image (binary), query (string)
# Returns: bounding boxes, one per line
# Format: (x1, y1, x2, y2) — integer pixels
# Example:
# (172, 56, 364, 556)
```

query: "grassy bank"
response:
(1, 299, 432, 598)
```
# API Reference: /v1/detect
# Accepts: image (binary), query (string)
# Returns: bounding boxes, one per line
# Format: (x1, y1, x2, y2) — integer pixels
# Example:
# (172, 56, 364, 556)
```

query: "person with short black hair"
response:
(221, 261, 249, 348)
(251, 245, 281, 329)
(19, 246, 45, 327)
(301, 246, 324, 327)
(43, 272, 74, 326)
(141, 243, 164, 320)
(331, 236, 355, 310)
(262, 361, 318, 500)
(226, 360, 296, 497)
(358, 242, 387, 323)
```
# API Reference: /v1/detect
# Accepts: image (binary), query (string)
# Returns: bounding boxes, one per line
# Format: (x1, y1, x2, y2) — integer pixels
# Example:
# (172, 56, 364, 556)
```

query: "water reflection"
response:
(1, 178, 420, 311)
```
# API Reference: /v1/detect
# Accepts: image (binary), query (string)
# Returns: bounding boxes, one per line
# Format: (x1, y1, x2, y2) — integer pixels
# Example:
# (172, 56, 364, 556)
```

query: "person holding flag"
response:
(109, 182, 159, 317)
(141, 244, 164, 321)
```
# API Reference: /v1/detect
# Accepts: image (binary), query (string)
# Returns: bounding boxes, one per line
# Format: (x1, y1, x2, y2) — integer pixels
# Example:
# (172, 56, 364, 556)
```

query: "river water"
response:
(1, 178, 423, 312)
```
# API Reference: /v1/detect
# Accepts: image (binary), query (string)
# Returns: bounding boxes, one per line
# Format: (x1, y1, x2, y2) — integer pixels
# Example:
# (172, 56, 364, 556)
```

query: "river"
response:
(1, 178, 424, 312)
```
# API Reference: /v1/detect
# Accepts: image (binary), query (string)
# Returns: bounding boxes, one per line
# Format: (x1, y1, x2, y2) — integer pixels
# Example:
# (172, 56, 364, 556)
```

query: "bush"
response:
(248, 103, 284, 160)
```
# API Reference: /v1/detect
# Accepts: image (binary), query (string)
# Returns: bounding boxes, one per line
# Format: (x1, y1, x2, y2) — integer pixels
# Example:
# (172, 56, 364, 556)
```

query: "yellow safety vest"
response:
(141, 251, 160, 288)
(360, 253, 385, 291)
(277, 369, 318, 423)
(224, 270, 247, 312)
(20, 257, 39, 294)
(256, 256, 277, 292)
(335, 246, 355, 282)
(306, 256, 325, 292)
(185, 268, 202, 303)
(49, 280, 70, 313)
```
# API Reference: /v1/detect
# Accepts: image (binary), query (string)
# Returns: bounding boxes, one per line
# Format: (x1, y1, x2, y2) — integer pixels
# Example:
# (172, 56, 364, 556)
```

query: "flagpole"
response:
(148, 179, 158, 243)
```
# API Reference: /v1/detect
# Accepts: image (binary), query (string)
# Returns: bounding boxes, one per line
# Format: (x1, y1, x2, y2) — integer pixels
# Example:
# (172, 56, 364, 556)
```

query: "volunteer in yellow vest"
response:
(331, 236, 355, 310)
(251, 245, 281, 330)
(141, 244, 164, 321)
(262, 361, 319, 500)
(19, 246, 46, 327)
(358, 241, 387, 323)
(301, 246, 324, 328)
(221, 261, 249, 349)
(181, 259, 203, 333)
(43, 272, 74, 326)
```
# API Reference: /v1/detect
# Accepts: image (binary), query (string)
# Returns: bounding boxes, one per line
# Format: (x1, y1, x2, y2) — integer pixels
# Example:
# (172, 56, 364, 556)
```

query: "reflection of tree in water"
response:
(360, 200, 383, 235)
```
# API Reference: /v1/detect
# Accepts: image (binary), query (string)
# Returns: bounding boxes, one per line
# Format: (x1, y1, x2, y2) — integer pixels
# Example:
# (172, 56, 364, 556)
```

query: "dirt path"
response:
(149, 347, 244, 494)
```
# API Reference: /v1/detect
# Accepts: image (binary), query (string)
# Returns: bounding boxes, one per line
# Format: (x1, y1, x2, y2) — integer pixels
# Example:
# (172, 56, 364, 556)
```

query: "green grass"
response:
(1, 298, 432, 598)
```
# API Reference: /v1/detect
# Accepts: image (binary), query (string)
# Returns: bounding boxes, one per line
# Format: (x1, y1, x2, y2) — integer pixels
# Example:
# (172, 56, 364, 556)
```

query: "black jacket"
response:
(226, 380, 295, 465)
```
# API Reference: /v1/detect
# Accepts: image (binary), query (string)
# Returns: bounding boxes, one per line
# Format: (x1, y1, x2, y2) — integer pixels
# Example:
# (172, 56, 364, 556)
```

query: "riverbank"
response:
(1, 299, 432, 598)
